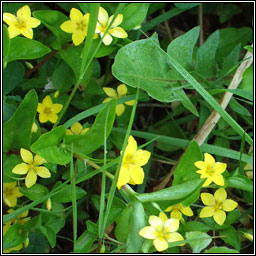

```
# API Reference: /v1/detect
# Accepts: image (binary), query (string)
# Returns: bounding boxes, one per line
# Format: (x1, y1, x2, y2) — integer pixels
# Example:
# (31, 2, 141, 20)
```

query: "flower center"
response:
(215, 201, 223, 210)
(43, 107, 52, 115)
(4, 188, 13, 197)
(16, 18, 27, 29)
(76, 21, 87, 32)
(155, 224, 168, 241)
(205, 164, 215, 175)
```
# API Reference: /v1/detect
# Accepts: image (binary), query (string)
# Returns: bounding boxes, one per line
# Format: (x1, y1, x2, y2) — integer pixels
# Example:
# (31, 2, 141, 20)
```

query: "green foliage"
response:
(186, 231, 212, 253)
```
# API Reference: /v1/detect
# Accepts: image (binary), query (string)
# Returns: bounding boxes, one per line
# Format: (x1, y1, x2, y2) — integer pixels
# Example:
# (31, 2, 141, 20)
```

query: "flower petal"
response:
(159, 212, 168, 221)
(117, 166, 130, 189)
(108, 14, 123, 28)
(7, 25, 21, 38)
(166, 232, 184, 245)
(20, 148, 33, 164)
(201, 193, 215, 205)
(25, 169, 37, 188)
(17, 5, 31, 19)
(108, 27, 128, 38)
(130, 165, 144, 185)
(171, 209, 182, 220)
(117, 84, 127, 96)
(200, 206, 215, 218)
(66, 129, 73, 135)
(52, 103, 63, 114)
(42, 95, 53, 106)
(213, 162, 227, 173)
(132, 149, 151, 166)
(153, 238, 168, 252)
(102, 33, 113, 45)
(213, 210, 226, 225)
(125, 99, 135, 106)
(72, 31, 86, 46)
(214, 188, 227, 202)
(103, 97, 112, 104)
(26, 17, 41, 28)
(202, 177, 212, 187)
(211, 173, 225, 186)
(148, 216, 162, 228)
(60, 20, 75, 33)
(48, 113, 59, 124)
(35, 166, 51, 178)
(165, 205, 174, 212)
(98, 7, 109, 26)
(81, 128, 89, 135)
(165, 218, 179, 232)
(3, 196, 17, 207)
(194, 160, 206, 170)
(139, 226, 156, 239)
(180, 206, 193, 217)
(71, 122, 83, 134)
(204, 153, 215, 165)
(116, 104, 125, 116)
(123, 136, 137, 156)
(103, 87, 117, 98)
(39, 113, 49, 123)
(222, 199, 238, 212)
(12, 163, 29, 174)
(3, 13, 17, 26)
(21, 27, 33, 39)
(70, 8, 83, 22)
(33, 155, 47, 165)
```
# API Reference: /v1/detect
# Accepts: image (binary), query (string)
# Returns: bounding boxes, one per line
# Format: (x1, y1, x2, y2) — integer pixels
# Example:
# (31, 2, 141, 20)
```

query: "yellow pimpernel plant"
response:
(3, 5, 41, 39)
(3, 182, 23, 207)
(103, 84, 135, 116)
(66, 122, 89, 135)
(60, 8, 97, 46)
(12, 148, 51, 188)
(117, 135, 151, 189)
(165, 203, 193, 220)
(199, 188, 238, 225)
(139, 212, 184, 252)
(194, 153, 226, 187)
(95, 7, 128, 45)
(37, 95, 63, 124)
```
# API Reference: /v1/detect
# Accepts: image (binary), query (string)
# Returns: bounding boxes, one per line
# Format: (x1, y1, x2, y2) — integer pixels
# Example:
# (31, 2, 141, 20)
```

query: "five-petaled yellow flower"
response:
(3, 182, 23, 207)
(37, 95, 63, 124)
(165, 203, 193, 220)
(66, 122, 89, 135)
(12, 148, 51, 188)
(103, 84, 135, 116)
(200, 188, 238, 225)
(60, 8, 97, 46)
(117, 135, 151, 189)
(194, 153, 226, 187)
(95, 7, 128, 45)
(3, 5, 41, 39)
(139, 212, 184, 252)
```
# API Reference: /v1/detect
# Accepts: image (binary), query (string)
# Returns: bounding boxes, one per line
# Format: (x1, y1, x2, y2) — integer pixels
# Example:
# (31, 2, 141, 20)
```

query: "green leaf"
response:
(174, 3, 200, 9)
(19, 184, 49, 201)
(3, 89, 38, 152)
(3, 223, 26, 250)
(227, 175, 253, 192)
(52, 61, 75, 92)
(23, 232, 49, 253)
(126, 199, 145, 253)
(204, 246, 239, 253)
(3, 97, 16, 123)
(167, 26, 200, 70)
(121, 3, 150, 30)
(65, 99, 116, 155)
(240, 65, 253, 93)
(244, 45, 253, 54)
(173, 140, 202, 185)
(225, 209, 241, 225)
(112, 34, 181, 102)
(52, 184, 87, 203)
(136, 179, 204, 203)
(229, 98, 251, 117)
(186, 231, 212, 253)
(74, 230, 97, 253)
(3, 154, 21, 182)
(219, 227, 241, 251)
(217, 4, 242, 24)
(184, 221, 210, 233)
(33, 10, 70, 49)
(3, 61, 25, 95)
(39, 225, 56, 248)
(6, 37, 51, 62)
(3, 24, 10, 60)
(195, 30, 219, 78)
(31, 126, 70, 165)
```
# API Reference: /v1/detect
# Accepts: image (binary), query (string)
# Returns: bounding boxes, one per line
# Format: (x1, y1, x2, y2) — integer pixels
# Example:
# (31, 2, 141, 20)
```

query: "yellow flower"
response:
(60, 8, 97, 46)
(66, 122, 89, 135)
(31, 122, 38, 133)
(3, 182, 23, 207)
(165, 203, 193, 220)
(199, 188, 238, 225)
(139, 212, 184, 252)
(12, 148, 51, 188)
(103, 84, 135, 116)
(244, 233, 253, 241)
(194, 153, 226, 187)
(95, 7, 128, 45)
(37, 95, 63, 124)
(3, 5, 41, 39)
(117, 135, 151, 189)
